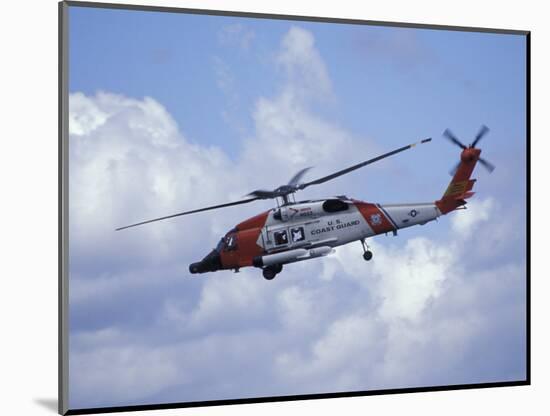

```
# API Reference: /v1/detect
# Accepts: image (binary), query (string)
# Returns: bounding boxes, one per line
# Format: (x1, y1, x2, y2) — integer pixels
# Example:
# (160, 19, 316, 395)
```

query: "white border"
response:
(1, 0, 545, 415)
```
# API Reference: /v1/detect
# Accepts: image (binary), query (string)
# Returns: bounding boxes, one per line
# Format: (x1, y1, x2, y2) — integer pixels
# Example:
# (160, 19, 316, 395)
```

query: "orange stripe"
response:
(354, 201, 395, 234)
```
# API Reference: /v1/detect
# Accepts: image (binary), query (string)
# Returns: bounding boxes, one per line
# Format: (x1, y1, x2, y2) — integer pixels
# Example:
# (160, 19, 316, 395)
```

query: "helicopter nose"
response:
(189, 249, 222, 274)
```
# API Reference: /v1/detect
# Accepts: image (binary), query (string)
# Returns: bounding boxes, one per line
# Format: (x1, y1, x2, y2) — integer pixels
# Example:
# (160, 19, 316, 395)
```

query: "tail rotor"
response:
(443, 125, 495, 174)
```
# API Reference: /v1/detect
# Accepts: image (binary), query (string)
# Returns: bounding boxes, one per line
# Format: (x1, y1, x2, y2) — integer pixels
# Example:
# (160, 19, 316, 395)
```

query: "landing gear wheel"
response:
(263, 267, 277, 280)
(360, 239, 373, 261)
(274, 264, 283, 274)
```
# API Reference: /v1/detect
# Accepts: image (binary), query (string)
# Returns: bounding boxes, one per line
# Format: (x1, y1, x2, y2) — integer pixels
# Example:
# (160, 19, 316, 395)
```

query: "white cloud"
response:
(451, 197, 495, 238)
(68, 91, 248, 268)
(269, 232, 524, 391)
(241, 26, 377, 192)
(69, 92, 109, 136)
(186, 273, 273, 331)
(274, 313, 384, 392)
(372, 237, 455, 322)
(277, 26, 332, 98)
(276, 284, 329, 333)
(271, 237, 455, 388)
(246, 89, 360, 170)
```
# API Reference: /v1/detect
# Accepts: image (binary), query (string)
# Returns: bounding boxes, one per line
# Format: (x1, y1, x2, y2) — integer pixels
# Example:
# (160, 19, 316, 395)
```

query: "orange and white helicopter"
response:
(117, 126, 494, 280)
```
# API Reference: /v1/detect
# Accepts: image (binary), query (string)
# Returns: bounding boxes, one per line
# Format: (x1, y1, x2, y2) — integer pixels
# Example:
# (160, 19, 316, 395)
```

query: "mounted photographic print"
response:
(59, 1, 530, 414)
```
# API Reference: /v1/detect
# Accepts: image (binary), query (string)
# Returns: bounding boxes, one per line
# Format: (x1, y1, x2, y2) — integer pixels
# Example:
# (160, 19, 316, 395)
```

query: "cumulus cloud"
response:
(372, 237, 455, 322)
(277, 26, 332, 98)
(68, 91, 258, 271)
(272, 232, 525, 392)
(68, 26, 526, 409)
(241, 26, 379, 196)
(245, 90, 361, 172)
(451, 197, 495, 237)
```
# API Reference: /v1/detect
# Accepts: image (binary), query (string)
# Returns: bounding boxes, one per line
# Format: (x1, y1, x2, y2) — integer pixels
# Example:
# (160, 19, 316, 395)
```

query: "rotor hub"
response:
(460, 147, 481, 163)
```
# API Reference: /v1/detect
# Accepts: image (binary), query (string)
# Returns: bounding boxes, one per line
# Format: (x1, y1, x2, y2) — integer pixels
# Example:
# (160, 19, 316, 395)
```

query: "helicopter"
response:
(117, 126, 494, 280)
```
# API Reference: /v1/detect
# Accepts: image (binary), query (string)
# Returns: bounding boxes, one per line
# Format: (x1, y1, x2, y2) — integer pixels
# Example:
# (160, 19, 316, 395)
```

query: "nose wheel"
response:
(263, 264, 283, 280)
(360, 239, 373, 261)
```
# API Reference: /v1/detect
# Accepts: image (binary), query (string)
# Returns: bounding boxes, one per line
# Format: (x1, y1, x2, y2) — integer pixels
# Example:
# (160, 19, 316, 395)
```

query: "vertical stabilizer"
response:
(436, 147, 481, 214)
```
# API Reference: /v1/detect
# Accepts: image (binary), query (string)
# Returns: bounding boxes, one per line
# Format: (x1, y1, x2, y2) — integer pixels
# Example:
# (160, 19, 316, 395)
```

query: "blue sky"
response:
(68, 5, 527, 410)
(69, 7, 525, 167)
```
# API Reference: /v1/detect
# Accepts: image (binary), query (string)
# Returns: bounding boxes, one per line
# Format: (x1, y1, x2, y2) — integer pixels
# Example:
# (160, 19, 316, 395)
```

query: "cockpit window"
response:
(216, 236, 237, 252)
(215, 228, 239, 252)
(225, 234, 237, 250)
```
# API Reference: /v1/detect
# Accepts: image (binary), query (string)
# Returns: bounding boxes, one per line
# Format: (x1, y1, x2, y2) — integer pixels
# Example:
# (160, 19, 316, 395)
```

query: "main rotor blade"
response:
(287, 167, 312, 187)
(116, 197, 259, 231)
(443, 129, 467, 149)
(478, 157, 495, 173)
(246, 189, 279, 199)
(299, 138, 432, 189)
(472, 125, 490, 147)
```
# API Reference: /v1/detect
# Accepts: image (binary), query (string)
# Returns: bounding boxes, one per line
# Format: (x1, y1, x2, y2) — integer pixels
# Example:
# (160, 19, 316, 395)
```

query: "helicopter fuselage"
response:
(189, 197, 441, 275)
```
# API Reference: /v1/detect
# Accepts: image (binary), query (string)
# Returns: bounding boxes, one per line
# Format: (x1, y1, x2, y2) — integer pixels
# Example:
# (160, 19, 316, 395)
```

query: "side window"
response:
(322, 199, 349, 213)
(274, 230, 288, 246)
(291, 227, 305, 243)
